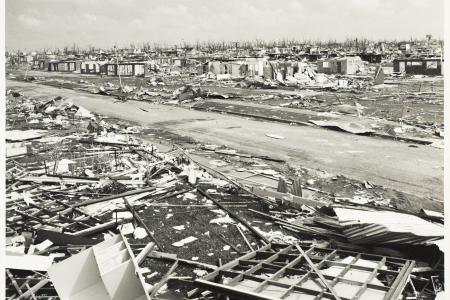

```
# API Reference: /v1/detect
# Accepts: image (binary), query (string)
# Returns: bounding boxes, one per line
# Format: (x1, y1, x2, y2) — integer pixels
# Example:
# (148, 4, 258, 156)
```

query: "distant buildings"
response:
(5, 35, 444, 78)
(80, 61, 104, 74)
(317, 57, 362, 75)
(393, 58, 444, 75)
(103, 62, 149, 76)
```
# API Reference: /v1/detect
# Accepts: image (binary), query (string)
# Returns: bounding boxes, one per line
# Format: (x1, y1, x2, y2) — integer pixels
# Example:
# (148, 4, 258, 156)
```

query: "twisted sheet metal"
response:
(334, 207, 444, 245)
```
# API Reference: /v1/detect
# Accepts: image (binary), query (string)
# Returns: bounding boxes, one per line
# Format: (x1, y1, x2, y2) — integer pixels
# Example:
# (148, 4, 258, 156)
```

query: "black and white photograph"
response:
(2, 1, 447, 299)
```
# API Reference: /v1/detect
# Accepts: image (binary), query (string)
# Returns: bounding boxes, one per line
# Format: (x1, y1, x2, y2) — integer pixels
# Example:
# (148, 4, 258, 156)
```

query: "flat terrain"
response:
(6, 79, 444, 200)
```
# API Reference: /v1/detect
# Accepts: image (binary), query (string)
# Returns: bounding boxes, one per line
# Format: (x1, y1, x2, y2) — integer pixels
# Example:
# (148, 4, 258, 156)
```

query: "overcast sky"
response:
(5, 0, 445, 52)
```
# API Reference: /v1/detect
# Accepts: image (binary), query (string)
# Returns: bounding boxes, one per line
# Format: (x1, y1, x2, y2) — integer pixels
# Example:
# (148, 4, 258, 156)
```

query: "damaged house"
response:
(393, 58, 444, 75)
(80, 61, 105, 74)
(103, 61, 149, 77)
(47, 60, 83, 72)
(37, 59, 52, 70)
(317, 56, 362, 75)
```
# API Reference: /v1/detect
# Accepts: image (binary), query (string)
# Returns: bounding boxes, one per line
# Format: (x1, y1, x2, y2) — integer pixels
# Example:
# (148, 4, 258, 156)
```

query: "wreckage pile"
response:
(5, 90, 445, 300)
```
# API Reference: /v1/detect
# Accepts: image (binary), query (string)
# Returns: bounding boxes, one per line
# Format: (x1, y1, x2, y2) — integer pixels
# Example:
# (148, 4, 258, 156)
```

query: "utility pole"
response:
(114, 45, 123, 90)
(181, 39, 187, 59)
(25, 62, 29, 80)
(232, 42, 239, 56)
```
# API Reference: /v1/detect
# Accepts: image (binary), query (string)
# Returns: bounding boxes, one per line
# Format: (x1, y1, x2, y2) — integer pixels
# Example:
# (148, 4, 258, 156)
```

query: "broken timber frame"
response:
(193, 243, 415, 300)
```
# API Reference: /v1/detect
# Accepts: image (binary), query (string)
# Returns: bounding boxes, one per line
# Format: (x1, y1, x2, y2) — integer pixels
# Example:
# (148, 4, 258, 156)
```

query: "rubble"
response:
(4, 46, 444, 299)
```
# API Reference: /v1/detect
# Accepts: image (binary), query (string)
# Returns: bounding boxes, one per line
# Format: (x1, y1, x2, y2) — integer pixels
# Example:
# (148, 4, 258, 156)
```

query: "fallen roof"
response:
(334, 207, 444, 245)
(309, 120, 374, 134)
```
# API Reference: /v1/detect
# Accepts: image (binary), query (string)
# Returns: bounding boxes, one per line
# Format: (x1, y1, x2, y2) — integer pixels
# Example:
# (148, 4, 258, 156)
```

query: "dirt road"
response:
(7, 80, 444, 200)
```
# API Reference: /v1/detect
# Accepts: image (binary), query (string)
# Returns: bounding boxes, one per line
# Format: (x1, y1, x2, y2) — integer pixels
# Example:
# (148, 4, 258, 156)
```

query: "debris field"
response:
(4, 45, 445, 300)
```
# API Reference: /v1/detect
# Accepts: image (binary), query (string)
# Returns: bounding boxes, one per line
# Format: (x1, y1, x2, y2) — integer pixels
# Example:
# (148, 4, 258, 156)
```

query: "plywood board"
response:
(5, 254, 54, 271)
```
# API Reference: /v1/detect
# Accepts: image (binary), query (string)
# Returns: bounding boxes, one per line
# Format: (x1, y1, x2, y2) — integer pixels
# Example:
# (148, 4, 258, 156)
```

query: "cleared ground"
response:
(6, 79, 444, 201)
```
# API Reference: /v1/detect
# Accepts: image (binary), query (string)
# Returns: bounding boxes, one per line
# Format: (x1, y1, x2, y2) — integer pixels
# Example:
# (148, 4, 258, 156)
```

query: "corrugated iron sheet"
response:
(309, 120, 374, 134)
(334, 207, 444, 245)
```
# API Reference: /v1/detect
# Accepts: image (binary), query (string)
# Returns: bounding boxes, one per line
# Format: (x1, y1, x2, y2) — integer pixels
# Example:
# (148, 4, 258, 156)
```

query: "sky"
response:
(5, 0, 445, 52)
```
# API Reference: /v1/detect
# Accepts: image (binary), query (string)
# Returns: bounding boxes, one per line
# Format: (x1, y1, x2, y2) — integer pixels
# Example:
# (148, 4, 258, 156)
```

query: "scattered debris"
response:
(265, 133, 285, 139)
(4, 56, 444, 299)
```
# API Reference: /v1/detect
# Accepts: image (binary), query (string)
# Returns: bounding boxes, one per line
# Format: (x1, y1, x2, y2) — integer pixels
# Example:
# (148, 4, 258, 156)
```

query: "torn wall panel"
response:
(48, 231, 150, 300)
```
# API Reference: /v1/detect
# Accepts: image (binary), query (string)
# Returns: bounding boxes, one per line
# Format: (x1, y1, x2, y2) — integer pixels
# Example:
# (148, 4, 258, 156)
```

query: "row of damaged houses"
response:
(28, 56, 446, 78)
(9, 43, 444, 78)
(7, 34, 442, 66)
(200, 56, 444, 77)
(36, 59, 151, 76)
(16, 53, 444, 78)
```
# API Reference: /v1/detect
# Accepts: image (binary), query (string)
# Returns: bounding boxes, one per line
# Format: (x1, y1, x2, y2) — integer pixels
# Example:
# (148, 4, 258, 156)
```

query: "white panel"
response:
(6, 145, 27, 157)
(101, 260, 147, 300)
(98, 249, 130, 274)
(66, 281, 110, 300)
(48, 248, 103, 299)
(96, 241, 125, 262)
(49, 232, 150, 300)
(5, 254, 53, 271)
(93, 234, 122, 253)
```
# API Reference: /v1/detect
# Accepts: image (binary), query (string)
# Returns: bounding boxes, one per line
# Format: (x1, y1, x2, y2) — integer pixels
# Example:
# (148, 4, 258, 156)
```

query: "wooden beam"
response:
(72, 186, 156, 207)
(280, 250, 338, 299)
(252, 247, 315, 294)
(296, 245, 342, 300)
(44, 190, 114, 196)
(49, 197, 103, 223)
(14, 210, 76, 232)
(29, 203, 91, 228)
(136, 242, 155, 265)
(71, 220, 123, 236)
(16, 279, 49, 300)
(149, 260, 179, 297)
(9, 273, 40, 299)
(36, 229, 99, 246)
(26, 283, 38, 300)
(351, 257, 386, 300)
(235, 224, 254, 252)
(391, 262, 416, 300)
(195, 279, 280, 300)
(251, 187, 327, 208)
(32, 246, 59, 256)
(146, 251, 177, 260)
(6, 269, 23, 296)
(167, 258, 217, 271)
(123, 197, 163, 250)
(19, 177, 99, 184)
